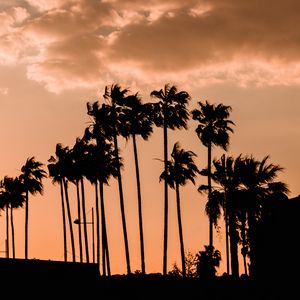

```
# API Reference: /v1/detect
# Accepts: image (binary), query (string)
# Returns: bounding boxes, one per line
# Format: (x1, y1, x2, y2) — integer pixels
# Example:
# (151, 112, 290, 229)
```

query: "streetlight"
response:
(74, 207, 95, 263)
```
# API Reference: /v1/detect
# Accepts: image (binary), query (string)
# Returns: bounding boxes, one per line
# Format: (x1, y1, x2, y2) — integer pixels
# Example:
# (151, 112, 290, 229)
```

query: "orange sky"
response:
(0, 0, 300, 275)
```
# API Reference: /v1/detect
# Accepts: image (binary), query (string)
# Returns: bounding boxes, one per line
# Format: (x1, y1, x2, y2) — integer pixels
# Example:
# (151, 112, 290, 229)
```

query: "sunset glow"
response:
(0, 0, 299, 276)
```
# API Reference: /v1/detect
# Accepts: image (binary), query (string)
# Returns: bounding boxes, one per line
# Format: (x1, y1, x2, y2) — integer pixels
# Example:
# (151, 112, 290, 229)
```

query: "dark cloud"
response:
(1, 0, 300, 92)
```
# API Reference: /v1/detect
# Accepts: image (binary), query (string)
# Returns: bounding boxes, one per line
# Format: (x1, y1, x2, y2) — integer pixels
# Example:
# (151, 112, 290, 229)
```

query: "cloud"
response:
(1, 0, 300, 92)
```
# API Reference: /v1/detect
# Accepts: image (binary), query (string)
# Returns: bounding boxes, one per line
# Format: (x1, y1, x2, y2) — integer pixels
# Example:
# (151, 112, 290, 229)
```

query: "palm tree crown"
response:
(192, 101, 234, 150)
(160, 142, 199, 188)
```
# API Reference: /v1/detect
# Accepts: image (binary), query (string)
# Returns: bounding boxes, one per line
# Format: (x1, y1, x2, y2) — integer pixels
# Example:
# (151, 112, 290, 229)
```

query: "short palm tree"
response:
(211, 155, 243, 277)
(160, 142, 199, 277)
(71, 137, 90, 263)
(151, 84, 190, 275)
(48, 144, 76, 262)
(192, 101, 234, 248)
(9, 177, 25, 258)
(239, 155, 289, 277)
(0, 176, 25, 258)
(20, 157, 47, 259)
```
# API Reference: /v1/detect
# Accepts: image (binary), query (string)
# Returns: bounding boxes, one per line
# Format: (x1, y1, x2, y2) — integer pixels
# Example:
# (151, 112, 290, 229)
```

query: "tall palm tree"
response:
(160, 142, 199, 277)
(118, 92, 154, 274)
(103, 84, 131, 274)
(239, 155, 289, 277)
(48, 144, 76, 262)
(151, 84, 190, 275)
(19, 157, 47, 259)
(86, 102, 123, 275)
(192, 101, 234, 248)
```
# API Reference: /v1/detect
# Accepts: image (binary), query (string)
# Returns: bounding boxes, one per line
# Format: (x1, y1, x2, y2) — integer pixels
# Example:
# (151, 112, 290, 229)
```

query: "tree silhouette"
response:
(196, 245, 221, 279)
(0, 176, 25, 258)
(71, 137, 90, 263)
(87, 92, 129, 274)
(151, 84, 190, 275)
(19, 157, 46, 259)
(160, 142, 199, 277)
(238, 155, 289, 277)
(84, 128, 118, 276)
(48, 144, 76, 262)
(210, 155, 243, 277)
(192, 101, 234, 248)
(118, 92, 154, 274)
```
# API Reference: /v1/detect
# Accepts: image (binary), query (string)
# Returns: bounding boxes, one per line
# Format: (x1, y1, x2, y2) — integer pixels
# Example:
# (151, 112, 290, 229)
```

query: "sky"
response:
(0, 0, 300, 275)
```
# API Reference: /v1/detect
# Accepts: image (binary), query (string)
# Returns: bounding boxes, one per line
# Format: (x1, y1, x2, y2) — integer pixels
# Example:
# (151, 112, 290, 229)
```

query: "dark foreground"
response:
(0, 258, 296, 299)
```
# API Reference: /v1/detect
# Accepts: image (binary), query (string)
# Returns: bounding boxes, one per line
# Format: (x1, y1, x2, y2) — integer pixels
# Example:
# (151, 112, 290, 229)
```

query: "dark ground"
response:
(0, 258, 296, 299)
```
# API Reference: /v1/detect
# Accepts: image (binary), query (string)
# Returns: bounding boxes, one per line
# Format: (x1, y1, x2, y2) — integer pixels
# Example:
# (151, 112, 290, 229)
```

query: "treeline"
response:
(0, 83, 289, 279)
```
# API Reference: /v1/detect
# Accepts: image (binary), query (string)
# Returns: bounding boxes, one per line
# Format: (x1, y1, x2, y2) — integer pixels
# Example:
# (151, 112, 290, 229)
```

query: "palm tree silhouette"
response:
(119, 92, 154, 274)
(48, 144, 76, 262)
(0, 176, 25, 258)
(84, 127, 121, 276)
(87, 95, 127, 274)
(97, 84, 131, 274)
(0, 178, 9, 258)
(151, 84, 190, 275)
(71, 137, 90, 263)
(19, 157, 47, 260)
(239, 155, 289, 277)
(160, 142, 199, 277)
(211, 155, 243, 277)
(9, 177, 25, 259)
(192, 101, 234, 248)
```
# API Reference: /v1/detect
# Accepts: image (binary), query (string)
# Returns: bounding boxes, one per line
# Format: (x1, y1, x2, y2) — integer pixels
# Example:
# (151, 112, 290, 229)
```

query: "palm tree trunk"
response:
(80, 178, 89, 263)
(25, 191, 29, 259)
(6, 205, 9, 258)
(248, 208, 257, 277)
(208, 142, 213, 247)
(175, 183, 186, 277)
(10, 207, 15, 259)
(132, 133, 146, 274)
(95, 180, 100, 268)
(76, 180, 83, 263)
(225, 211, 230, 275)
(224, 190, 230, 274)
(163, 118, 169, 275)
(241, 214, 248, 276)
(60, 179, 67, 262)
(63, 178, 76, 262)
(113, 128, 131, 274)
(99, 180, 111, 276)
(229, 212, 239, 277)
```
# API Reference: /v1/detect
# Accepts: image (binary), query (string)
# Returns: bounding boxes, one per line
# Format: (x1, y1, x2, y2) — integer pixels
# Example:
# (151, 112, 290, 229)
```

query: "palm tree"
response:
(211, 155, 243, 277)
(151, 84, 190, 275)
(19, 157, 47, 259)
(239, 155, 289, 277)
(196, 245, 221, 279)
(48, 144, 76, 262)
(192, 101, 234, 248)
(71, 138, 90, 263)
(3, 176, 25, 258)
(118, 92, 154, 274)
(0, 178, 9, 258)
(86, 102, 123, 275)
(160, 142, 199, 277)
(103, 84, 131, 274)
